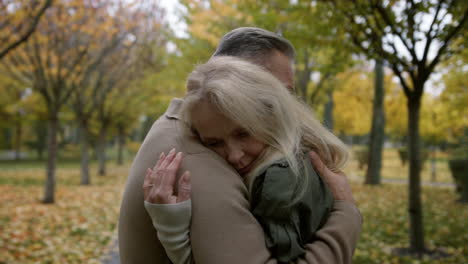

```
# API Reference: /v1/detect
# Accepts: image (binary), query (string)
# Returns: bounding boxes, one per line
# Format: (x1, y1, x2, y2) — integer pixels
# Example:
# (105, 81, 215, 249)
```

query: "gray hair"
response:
(212, 27, 296, 63)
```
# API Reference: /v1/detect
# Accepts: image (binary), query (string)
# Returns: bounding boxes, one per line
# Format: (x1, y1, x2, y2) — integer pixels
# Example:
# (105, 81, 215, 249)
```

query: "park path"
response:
(101, 234, 120, 264)
(100, 178, 455, 264)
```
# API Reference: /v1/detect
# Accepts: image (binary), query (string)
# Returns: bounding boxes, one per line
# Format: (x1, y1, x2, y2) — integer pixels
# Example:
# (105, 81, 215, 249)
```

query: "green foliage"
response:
(333, 69, 373, 136)
(449, 145, 468, 160)
(334, 68, 400, 137)
(448, 159, 468, 202)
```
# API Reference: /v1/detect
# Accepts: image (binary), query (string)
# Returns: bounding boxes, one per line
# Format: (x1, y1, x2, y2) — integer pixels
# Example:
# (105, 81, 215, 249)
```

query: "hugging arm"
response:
(143, 150, 192, 264)
(180, 153, 362, 264)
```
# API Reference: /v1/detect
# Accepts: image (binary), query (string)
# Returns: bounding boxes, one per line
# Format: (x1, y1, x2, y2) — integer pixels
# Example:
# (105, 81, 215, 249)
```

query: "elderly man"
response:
(118, 27, 362, 264)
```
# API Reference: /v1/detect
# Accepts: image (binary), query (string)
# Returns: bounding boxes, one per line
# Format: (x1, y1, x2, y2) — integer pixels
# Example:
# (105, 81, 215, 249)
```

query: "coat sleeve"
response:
(118, 122, 172, 264)
(144, 200, 192, 264)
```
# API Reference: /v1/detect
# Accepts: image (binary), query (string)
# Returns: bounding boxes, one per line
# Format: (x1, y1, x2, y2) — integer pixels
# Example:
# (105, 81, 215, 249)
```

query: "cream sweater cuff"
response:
(144, 200, 192, 264)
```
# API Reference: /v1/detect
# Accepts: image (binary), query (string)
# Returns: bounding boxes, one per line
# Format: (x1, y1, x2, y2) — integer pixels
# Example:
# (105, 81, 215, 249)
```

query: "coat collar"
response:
(165, 98, 183, 120)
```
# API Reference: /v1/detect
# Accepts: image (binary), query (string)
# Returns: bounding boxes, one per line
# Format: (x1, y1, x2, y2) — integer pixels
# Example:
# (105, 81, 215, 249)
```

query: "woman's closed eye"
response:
(205, 140, 222, 147)
(236, 129, 250, 138)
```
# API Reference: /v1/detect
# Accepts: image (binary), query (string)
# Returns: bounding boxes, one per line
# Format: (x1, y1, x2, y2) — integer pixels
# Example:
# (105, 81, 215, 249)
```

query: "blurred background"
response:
(0, 0, 466, 263)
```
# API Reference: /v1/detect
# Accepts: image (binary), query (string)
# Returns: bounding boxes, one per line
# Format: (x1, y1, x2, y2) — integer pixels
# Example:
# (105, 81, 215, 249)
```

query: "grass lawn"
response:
(0, 162, 128, 264)
(353, 184, 467, 264)
(346, 148, 454, 184)
(0, 150, 466, 264)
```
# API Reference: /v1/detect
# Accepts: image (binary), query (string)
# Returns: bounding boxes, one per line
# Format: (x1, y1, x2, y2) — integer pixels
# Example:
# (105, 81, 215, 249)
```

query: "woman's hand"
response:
(143, 148, 191, 204)
(308, 151, 355, 204)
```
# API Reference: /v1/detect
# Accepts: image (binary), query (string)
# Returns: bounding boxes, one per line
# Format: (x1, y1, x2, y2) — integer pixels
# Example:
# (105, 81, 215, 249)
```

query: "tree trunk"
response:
(365, 59, 385, 185)
(324, 90, 334, 130)
(431, 146, 436, 182)
(117, 126, 125, 165)
(38, 147, 44, 161)
(98, 125, 107, 176)
(79, 121, 90, 185)
(14, 120, 22, 161)
(3, 127, 13, 149)
(33, 120, 47, 161)
(407, 94, 425, 255)
(43, 118, 58, 204)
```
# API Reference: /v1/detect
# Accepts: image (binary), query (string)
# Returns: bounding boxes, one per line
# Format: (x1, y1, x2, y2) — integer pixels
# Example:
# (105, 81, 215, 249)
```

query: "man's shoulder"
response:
(138, 112, 240, 181)
(148, 114, 178, 135)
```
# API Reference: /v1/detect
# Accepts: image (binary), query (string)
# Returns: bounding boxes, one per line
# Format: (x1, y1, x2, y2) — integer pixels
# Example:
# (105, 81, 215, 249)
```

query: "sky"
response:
(159, 0, 187, 38)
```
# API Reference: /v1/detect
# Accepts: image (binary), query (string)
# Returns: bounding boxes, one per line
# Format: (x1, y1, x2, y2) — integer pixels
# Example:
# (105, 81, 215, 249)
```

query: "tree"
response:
(94, 72, 142, 175)
(0, 0, 52, 59)
(0, 71, 28, 159)
(67, 0, 166, 184)
(68, 10, 129, 184)
(2, 0, 156, 203)
(365, 59, 385, 185)
(330, 0, 467, 255)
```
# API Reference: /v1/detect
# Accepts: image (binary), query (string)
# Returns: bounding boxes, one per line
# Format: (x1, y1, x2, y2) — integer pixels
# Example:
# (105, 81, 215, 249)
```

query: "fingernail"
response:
(160, 152, 164, 158)
(176, 152, 182, 158)
(169, 148, 176, 155)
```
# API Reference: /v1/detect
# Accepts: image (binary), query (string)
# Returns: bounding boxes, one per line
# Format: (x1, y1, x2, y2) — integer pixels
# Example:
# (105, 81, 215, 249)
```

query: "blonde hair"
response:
(182, 56, 349, 201)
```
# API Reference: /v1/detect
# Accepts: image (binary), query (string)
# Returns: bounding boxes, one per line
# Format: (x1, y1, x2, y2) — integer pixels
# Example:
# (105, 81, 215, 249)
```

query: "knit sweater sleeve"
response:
(144, 200, 192, 264)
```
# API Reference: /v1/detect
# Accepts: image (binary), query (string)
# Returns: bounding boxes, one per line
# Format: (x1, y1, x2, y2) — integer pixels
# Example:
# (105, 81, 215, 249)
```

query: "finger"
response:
(154, 152, 165, 169)
(143, 168, 153, 188)
(160, 152, 183, 188)
(159, 148, 176, 169)
(153, 152, 165, 171)
(143, 168, 153, 200)
(153, 166, 163, 187)
(176, 171, 191, 203)
(308, 151, 327, 178)
(167, 152, 183, 172)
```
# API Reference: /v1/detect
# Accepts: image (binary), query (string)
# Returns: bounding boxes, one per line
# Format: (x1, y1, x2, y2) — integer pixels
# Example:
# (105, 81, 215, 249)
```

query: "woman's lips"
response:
(238, 163, 253, 175)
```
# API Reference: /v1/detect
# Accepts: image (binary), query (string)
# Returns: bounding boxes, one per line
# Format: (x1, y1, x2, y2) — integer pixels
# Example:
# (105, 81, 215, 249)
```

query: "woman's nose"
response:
(226, 144, 244, 167)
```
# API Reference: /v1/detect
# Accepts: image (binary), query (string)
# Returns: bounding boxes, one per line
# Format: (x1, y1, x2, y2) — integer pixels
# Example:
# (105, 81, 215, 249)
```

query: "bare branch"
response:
(0, 0, 53, 59)
(422, 0, 446, 64)
(373, 1, 419, 63)
(390, 63, 412, 97)
(386, 38, 416, 82)
(427, 11, 467, 76)
(309, 73, 331, 104)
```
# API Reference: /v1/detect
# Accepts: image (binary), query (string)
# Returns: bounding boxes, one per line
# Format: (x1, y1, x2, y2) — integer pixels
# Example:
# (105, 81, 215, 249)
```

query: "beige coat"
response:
(118, 98, 362, 264)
